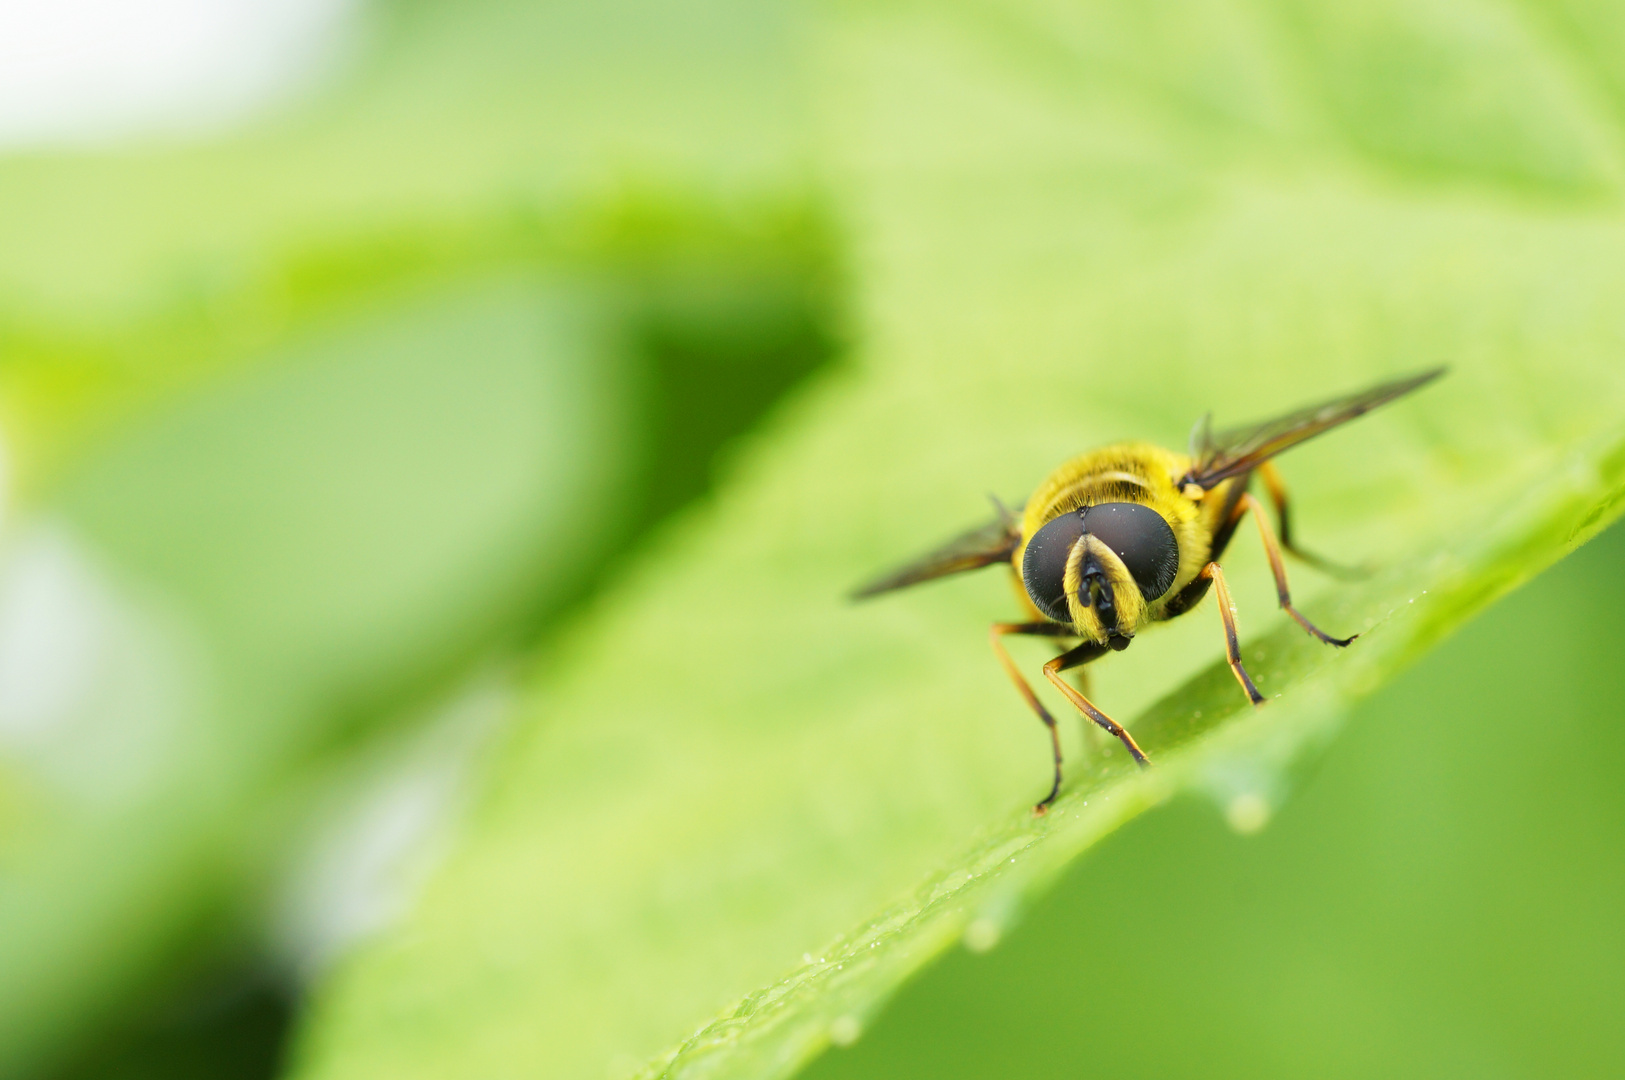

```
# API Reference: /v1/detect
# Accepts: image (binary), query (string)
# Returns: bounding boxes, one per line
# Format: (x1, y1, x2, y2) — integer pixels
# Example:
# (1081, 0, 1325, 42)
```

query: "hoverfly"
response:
(854, 369, 1444, 811)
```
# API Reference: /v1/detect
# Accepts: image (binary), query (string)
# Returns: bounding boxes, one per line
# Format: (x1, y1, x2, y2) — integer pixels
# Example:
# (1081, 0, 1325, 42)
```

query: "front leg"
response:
(989, 621, 1085, 811)
(1042, 643, 1149, 769)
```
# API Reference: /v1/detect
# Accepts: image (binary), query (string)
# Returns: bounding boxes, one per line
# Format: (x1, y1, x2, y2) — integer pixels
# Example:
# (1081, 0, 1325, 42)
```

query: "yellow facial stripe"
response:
(1062, 536, 1089, 629)
(1061, 534, 1150, 642)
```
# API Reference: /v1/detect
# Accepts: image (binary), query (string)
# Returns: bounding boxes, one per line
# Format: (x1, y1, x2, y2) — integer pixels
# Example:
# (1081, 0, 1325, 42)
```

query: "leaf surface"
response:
(291, 3, 1625, 1079)
(0, 276, 633, 1074)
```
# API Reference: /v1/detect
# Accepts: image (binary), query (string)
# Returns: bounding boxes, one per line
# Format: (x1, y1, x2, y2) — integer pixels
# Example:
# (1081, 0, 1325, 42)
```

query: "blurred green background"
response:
(2, 1, 1624, 1079)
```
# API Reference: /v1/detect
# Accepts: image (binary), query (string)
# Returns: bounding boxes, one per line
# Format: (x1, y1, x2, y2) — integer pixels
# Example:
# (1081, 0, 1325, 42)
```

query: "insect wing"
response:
(1188, 367, 1445, 489)
(851, 506, 1021, 599)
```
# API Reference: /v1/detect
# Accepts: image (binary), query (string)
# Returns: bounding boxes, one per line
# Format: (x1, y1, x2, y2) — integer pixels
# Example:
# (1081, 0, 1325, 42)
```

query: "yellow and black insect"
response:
(854, 369, 1444, 811)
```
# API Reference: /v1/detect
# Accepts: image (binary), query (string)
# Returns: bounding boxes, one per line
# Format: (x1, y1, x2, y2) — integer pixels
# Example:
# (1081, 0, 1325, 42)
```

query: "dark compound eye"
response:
(1020, 511, 1088, 622)
(1080, 502, 1179, 602)
(1021, 502, 1180, 622)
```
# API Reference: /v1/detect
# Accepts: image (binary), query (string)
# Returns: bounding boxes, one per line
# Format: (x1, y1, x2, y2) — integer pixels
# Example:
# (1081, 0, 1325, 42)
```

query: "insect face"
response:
(1021, 502, 1180, 640)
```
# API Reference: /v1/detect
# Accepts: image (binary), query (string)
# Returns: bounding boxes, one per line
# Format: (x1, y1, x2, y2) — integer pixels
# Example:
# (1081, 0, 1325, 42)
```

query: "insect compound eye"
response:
(1020, 511, 1088, 623)
(1021, 502, 1180, 622)
(1080, 502, 1180, 602)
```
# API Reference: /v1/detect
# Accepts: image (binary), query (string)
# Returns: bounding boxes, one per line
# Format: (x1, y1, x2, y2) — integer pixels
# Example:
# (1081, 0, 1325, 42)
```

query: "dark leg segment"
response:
(1160, 568, 1214, 619)
(1238, 492, 1356, 647)
(990, 622, 1077, 811)
(1205, 475, 1252, 563)
(1257, 461, 1366, 579)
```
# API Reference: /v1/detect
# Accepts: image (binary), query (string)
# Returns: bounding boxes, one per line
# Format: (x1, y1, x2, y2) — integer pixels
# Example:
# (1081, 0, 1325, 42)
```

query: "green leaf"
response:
(0, 0, 837, 1067)
(290, 3, 1625, 1080)
(0, 222, 837, 1078)
(0, 276, 633, 1075)
(0, 0, 813, 492)
(0, 0, 840, 1071)
(0, 0, 807, 319)
(796, 520, 1625, 1078)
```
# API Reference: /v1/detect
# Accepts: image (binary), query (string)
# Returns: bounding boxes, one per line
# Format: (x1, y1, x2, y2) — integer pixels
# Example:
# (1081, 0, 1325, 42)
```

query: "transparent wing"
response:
(850, 500, 1021, 599)
(1187, 368, 1445, 489)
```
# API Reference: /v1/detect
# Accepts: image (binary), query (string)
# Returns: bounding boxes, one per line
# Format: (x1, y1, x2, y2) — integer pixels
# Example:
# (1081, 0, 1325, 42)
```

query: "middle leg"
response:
(990, 621, 1078, 811)
(1198, 561, 1267, 706)
(1237, 492, 1357, 647)
(1257, 460, 1366, 579)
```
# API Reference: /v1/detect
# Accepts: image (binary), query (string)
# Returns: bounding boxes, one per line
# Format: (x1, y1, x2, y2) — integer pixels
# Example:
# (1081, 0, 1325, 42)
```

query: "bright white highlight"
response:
(0, 0, 361, 148)
(271, 676, 510, 978)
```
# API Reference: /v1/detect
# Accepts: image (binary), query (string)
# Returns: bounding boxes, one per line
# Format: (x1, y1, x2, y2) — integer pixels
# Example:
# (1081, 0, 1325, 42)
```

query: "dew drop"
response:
(964, 917, 1002, 953)
(1226, 792, 1271, 834)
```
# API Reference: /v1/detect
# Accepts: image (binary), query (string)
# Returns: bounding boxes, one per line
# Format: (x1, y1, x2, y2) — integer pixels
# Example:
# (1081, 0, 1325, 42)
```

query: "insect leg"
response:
(1206, 476, 1253, 563)
(990, 622, 1077, 811)
(1069, 666, 1110, 752)
(1198, 562, 1267, 705)
(1041, 647, 1149, 770)
(1256, 461, 1366, 579)
(1238, 493, 1357, 647)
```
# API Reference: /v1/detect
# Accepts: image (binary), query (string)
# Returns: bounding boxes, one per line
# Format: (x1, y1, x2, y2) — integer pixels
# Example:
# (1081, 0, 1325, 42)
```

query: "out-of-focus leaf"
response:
(0, 275, 631, 1076)
(0, 0, 835, 1073)
(287, 2, 1625, 1079)
(0, 0, 807, 316)
(0, 0, 813, 493)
